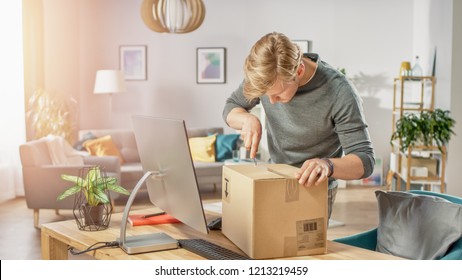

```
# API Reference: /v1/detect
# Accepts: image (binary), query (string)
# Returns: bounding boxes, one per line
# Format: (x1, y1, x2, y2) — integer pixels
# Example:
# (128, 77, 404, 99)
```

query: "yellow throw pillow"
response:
(83, 135, 124, 164)
(188, 135, 216, 162)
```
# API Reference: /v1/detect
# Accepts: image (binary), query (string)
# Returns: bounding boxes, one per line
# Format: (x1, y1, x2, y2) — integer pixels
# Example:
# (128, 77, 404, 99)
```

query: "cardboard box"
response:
(221, 164, 327, 259)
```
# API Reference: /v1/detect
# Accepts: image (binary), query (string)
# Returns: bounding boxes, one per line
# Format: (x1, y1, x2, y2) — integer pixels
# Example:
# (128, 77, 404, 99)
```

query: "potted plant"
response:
(27, 88, 77, 143)
(57, 166, 130, 231)
(391, 108, 456, 152)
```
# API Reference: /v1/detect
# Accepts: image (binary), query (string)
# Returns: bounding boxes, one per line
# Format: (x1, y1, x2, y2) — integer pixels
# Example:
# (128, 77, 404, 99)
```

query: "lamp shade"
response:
(94, 70, 126, 94)
(141, 0, 206, 34)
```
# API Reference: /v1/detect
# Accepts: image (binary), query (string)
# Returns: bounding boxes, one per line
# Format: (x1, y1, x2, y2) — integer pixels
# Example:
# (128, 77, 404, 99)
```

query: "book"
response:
(128, 213, 181, 226)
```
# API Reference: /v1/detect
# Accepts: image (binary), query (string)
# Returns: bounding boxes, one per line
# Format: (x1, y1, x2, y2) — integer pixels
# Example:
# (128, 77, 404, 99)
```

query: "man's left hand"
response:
(295, 158, 330, 187)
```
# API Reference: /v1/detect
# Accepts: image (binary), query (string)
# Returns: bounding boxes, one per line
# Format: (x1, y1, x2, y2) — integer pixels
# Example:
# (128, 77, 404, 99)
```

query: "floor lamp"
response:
(93, 70, 126, 127)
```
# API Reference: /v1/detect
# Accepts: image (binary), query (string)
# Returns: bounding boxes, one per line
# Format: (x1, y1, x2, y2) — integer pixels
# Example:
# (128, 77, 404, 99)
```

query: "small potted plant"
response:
(57, 166, 130, 231)
(391, 108, 456, 152)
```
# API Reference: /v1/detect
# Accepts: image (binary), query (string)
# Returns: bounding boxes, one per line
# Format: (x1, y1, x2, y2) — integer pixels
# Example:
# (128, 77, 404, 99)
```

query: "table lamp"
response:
(94, 69, 126, 94)
(94, 70, 126, 126)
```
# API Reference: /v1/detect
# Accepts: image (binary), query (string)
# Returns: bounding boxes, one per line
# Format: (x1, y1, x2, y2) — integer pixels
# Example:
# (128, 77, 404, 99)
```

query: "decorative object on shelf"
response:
(119, 45, 147, 80)
(390, 109, 456, 152)
(411, 55, 423, 77)
(140, 0, 206, 34)
(57, 166, 130, 231)
(27, 88, 77, 143)
(399, 61, 412, 77)
(431, 48, 437, 76)
(196, 47, 226, 84)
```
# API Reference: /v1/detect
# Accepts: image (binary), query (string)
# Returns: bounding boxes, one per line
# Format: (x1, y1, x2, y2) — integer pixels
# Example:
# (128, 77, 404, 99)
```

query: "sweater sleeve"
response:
(222, 81, 259, 125)
(332, 82, 375, 178)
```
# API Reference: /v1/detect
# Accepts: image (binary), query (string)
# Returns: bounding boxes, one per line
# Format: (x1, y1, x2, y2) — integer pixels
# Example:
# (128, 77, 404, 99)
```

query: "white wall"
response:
(331, 0, 413, 175)
(36, 0, 461, 190)
(413, 0, 453, 111)
(74, 0, 414, 173)
(412, 0, 462, 196)
(447, 0, 462, 196)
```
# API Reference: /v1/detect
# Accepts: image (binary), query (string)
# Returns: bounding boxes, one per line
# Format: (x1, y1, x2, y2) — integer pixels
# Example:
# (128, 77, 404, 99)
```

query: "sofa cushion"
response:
(188, 135, 216, 162)
(215, 134, 240, 162)
(73, 132, 97, 151)
(79, 129, 140, 163)
(83, 135, 124, 164)
(375, 190, 462, 260)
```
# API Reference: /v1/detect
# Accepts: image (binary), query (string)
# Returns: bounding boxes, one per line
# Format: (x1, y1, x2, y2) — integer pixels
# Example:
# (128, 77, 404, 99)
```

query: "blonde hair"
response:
(243, 32, 301, 100)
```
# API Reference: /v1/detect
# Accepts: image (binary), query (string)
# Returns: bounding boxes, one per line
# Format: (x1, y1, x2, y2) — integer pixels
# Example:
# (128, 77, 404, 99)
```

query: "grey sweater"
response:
(223, 54, 375, 183)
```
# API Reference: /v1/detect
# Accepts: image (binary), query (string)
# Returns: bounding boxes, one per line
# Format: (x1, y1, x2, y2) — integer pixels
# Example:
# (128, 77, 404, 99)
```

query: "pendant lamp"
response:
(141, 0, 206, 34)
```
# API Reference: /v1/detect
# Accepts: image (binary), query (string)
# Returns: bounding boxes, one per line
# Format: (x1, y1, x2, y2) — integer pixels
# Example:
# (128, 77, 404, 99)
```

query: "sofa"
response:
(19, 136, 121, 228)
(78, 127, 230, 194)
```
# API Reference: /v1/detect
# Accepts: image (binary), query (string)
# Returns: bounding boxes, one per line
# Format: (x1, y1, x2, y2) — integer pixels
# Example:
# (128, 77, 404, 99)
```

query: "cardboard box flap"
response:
(225, 164, 298, 180)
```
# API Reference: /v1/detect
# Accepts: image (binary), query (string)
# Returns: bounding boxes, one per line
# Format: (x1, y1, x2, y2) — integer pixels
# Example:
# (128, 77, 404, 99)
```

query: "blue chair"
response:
(334, 190, 462, 260)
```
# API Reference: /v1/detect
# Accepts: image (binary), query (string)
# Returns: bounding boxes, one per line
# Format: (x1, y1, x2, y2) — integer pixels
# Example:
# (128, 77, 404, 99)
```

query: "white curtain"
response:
(0, 1, 25, 201)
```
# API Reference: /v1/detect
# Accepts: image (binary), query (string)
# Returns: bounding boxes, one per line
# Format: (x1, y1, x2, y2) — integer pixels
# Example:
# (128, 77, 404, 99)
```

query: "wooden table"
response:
(41, 208, 402, 260)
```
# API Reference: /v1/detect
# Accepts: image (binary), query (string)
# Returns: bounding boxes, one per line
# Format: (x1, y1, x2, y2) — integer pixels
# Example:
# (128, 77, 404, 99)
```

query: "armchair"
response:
(19, 137, 121, 228)
(334, 190, 462, 260)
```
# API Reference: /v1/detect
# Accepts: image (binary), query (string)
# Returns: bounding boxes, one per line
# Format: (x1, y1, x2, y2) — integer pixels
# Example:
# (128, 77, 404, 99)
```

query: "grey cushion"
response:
(73, 131, 96, 151)
(375, 190, 462, 260)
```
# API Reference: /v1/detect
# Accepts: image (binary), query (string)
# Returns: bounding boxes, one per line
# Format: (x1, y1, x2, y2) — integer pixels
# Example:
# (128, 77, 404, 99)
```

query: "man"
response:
(222, 32, 375, 219)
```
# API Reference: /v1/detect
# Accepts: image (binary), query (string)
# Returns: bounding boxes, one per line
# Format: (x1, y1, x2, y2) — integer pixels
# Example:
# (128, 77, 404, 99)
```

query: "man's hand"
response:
(295, 158, 330, 187)
(226, 108, 262, 159)
(241, 114, 262, 159)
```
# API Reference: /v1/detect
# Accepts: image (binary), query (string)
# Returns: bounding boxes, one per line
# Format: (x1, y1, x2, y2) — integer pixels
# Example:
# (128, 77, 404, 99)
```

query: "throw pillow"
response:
(188, 135, 216, 162)
(73, 132, 97, 151)
(83, 135, 124, 164)
(215, 134, 240, 162)
(375, 190, 462, 260)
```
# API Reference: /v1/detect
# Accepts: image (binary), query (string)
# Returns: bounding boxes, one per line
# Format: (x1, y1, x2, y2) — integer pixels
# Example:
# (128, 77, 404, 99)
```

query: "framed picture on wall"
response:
(292, 40, 313, 54)
(120, 45, 147, 80)
(196, 47, 226, 84)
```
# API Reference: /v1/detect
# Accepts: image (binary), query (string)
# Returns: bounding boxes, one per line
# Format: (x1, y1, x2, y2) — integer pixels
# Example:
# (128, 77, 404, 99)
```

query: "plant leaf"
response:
(96, 177, 117, 186)
(57, 185, 82, 201)
(93, 188, 110, 205)
(61, 174, 84, 185)
(107, 184, 130, 195)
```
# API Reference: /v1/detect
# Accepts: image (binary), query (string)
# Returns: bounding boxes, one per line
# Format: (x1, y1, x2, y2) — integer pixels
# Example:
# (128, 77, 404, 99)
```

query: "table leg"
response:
(41, 229, 68, 260)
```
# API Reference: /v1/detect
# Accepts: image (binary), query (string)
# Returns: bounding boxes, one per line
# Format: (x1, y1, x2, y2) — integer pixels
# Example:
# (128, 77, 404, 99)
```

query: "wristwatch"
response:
(322, 158, 334, 178)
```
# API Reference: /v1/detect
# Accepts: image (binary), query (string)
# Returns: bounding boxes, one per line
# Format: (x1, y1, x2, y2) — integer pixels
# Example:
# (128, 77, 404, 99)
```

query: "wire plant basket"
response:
(72, 167, 113, 231)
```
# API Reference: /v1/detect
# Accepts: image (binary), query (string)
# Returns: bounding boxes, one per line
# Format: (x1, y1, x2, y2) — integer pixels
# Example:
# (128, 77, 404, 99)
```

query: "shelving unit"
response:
(391, 76, 435, 134)
(390, 75, 446, 193)
(390, 142, 446, 193)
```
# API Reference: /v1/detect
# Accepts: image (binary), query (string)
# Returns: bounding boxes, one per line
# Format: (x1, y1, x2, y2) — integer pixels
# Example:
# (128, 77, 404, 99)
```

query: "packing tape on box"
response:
(265, 167, 299, 202)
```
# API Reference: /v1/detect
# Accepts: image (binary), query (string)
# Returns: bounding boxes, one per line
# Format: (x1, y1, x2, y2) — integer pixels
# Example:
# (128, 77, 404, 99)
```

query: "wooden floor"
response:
(0, 185, 386, 260)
